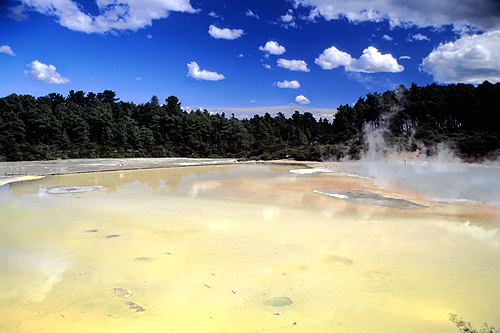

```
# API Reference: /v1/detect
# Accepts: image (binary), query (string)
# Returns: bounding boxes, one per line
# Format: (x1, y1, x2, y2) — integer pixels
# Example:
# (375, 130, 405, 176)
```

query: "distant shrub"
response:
(450, 313, 499, 333)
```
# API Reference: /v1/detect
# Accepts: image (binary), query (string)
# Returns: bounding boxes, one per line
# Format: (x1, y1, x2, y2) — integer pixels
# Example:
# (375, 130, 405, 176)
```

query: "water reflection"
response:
(1, 248, 69, 303)
(435, 220, 500, 251)
(0, 163, 499, 332)
(7, 164, 241, 197)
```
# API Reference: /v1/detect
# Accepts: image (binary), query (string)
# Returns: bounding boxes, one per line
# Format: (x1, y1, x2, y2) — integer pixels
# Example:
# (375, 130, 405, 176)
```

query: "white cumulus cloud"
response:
(295, 0, 500, 30)
(0, 45, 16, 56)
(208, 25, 244, 40)
(295, 95, 311, 104)
(259, 41, 286, 55)
(24, 60, 70, 84)
(277, 59, 310, 72)
(15, 0, 198, 33)
(315, 46, 404, 73)
(187, 61, 225, 81)
(421, 30, 500, 84)
(276, 80, 301, 88)
(353, 46, 404, 72)
(314, 46, 354, 69)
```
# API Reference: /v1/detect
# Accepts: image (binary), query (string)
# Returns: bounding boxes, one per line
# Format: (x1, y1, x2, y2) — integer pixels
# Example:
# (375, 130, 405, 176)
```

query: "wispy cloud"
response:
(245, 9, 259, 19)
(204, 105, 337, 120)
(280, 9, 297, 28)
(346, 72, 398, 91)
(0, 45, 15, 56)
(408, 33, 430, 41)
(208, 11, 220, 18)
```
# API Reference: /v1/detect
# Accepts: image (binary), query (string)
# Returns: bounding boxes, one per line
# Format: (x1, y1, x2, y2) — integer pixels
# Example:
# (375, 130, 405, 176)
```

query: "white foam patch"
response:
(313, 190, 349, 199)
(289, 168, 334, 174)
(41, 186, 105, 194)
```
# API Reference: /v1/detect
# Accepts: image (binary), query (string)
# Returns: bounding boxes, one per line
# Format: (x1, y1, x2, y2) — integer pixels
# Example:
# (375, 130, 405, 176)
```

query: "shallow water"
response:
(1, 163, 499, 332)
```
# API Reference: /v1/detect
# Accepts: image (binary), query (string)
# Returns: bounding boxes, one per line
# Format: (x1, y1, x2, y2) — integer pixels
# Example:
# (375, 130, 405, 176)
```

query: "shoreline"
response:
(0, 158, 320, 187)
(0, 175, 45, 187)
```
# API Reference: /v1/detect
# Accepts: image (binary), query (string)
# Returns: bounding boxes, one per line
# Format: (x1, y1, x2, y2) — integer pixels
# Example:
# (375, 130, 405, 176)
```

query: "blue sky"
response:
(1, 0, 500, 119)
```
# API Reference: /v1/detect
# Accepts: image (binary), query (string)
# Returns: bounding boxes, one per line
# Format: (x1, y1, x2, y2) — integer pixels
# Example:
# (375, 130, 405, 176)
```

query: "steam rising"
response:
(330, 92, 500, 203)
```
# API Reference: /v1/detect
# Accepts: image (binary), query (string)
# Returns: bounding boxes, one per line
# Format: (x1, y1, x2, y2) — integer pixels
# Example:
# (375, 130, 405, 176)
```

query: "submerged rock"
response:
(314, 189, 428, 209)
(264, 297, 292, 307)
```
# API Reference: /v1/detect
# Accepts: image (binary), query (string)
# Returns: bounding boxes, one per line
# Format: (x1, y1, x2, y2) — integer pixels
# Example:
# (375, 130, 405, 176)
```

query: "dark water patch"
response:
(85, 230, 98, 233)
(264, 297, 292, 307)
(113, 288, 132, 298)
(314, 189, 428, 209)
(125, 301, 146, 312)
(134, 257, 152, 261)
(323, 254, 353, 265)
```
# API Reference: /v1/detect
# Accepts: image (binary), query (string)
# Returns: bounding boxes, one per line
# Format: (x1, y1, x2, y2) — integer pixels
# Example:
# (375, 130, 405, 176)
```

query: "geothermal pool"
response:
(1, 162, 499, 332)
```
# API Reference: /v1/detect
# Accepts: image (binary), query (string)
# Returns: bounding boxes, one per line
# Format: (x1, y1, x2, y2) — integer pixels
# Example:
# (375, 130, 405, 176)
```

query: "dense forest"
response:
(0, 82, 499, 162)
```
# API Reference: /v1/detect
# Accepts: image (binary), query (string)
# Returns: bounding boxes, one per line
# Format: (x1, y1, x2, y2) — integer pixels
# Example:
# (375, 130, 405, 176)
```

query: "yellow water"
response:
(1, 164, 499, 332)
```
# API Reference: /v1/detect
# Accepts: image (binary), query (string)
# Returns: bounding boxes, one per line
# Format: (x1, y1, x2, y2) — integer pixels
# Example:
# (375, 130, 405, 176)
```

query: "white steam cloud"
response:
(327, 89, 500, 204)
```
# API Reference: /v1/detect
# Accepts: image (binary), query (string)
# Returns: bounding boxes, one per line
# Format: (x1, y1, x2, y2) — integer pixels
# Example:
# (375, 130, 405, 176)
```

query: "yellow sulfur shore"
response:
(0, 175, 45, 187)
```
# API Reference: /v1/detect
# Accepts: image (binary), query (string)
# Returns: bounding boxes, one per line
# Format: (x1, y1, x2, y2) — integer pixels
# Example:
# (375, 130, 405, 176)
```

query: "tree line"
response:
(332, 81, 500, 160)
(0, 81, 499, 162)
